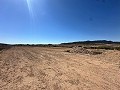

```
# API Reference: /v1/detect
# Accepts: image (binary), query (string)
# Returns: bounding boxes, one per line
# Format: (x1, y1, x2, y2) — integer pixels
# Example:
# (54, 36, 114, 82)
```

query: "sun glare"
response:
(26, 0, 34, 19)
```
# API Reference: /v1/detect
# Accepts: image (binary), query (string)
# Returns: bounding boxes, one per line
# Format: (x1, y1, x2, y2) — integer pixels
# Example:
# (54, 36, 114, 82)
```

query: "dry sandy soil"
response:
(0, 47, 120, 90)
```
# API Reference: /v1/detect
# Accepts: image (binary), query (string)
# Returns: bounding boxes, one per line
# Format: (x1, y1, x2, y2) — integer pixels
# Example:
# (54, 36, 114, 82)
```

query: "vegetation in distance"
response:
(0, 40, 120, 51)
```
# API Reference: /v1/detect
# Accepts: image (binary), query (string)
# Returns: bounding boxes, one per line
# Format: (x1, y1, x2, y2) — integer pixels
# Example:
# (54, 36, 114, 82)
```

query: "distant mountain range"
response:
(61, 40, 120, 45)
(0, 40, 120, 46)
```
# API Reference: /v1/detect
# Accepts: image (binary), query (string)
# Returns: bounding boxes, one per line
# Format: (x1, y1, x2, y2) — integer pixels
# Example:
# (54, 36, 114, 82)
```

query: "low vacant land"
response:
(0, 47, 120, 90)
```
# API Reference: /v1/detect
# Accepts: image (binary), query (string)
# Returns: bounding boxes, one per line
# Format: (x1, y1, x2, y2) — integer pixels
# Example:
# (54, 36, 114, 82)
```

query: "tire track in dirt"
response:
(0, 47, 120, 90)
(25, 47, 119, 87)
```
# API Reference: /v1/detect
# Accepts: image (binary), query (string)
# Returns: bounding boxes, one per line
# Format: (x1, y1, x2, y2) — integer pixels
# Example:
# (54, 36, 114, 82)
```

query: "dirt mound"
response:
(69, 46, 103, 55)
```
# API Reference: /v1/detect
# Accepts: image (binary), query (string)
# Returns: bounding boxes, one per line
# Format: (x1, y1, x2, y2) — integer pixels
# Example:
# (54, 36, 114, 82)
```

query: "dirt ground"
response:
(0, 47, 120, 90)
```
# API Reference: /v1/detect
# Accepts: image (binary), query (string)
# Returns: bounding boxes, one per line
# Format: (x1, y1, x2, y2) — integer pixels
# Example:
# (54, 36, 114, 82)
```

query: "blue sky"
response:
(0, 0, 120, 44)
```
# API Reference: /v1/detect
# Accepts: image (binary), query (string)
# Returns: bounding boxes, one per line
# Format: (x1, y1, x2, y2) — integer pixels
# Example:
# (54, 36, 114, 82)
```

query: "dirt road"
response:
(0, 47, 120, 90)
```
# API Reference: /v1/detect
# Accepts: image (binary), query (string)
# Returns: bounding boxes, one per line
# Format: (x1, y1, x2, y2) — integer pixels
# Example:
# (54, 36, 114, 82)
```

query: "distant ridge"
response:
(0, 43, 10, 46)
(0, 40, 120, 45)
(0, 43, 11, 51)
(61, 40, 120, 45)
